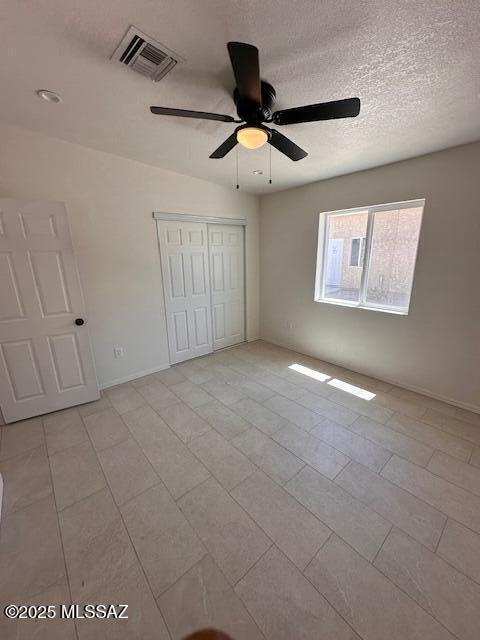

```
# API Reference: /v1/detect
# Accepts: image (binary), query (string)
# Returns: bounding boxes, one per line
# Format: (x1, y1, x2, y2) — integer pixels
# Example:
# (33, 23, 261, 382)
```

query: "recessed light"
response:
(36, 89, 62, 103)
(253, 169, 263, 175)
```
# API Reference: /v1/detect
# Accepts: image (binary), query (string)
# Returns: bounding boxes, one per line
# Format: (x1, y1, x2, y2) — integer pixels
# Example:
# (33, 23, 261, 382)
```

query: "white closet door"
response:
(0, 199, 99, 423)
(209, 224, 245, 350)
(158, 221, 213, 363)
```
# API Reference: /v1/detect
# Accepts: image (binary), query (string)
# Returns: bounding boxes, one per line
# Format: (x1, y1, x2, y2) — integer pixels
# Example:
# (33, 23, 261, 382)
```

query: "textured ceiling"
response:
(1, 0, 479, 194)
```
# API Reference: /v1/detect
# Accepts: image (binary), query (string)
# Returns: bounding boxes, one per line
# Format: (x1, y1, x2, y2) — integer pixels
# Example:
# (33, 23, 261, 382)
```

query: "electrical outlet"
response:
(113, 347, 124, 358)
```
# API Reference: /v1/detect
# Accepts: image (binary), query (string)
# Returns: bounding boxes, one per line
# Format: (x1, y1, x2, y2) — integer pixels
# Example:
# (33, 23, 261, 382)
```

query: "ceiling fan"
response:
(150, 42, 360, 161)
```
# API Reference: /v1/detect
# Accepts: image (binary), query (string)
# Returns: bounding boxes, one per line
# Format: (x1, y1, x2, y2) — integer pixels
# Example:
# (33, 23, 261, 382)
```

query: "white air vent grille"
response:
(112, 26, 184, 82)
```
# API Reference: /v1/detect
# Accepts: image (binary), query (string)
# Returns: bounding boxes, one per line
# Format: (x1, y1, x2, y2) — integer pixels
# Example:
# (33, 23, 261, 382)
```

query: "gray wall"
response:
(259, 142, 480, 410)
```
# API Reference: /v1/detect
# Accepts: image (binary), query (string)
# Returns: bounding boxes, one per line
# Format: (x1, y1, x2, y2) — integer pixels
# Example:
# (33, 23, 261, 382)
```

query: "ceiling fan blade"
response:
(209, 132, 238, 159)
(268, 129, 308, 161)
(272, 97, 360, 125)
(227, 42, 261, 105)
(150, 106, 235, 123)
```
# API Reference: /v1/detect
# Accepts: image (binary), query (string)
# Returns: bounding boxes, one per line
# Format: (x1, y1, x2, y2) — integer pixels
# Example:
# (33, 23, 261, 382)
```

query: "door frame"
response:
(154, 213, 247, 364)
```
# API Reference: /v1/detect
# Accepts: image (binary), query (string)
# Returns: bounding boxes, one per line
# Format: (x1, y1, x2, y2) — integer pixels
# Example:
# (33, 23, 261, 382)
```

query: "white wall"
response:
(0, 122, 259, 388)
(260, 141, 480, 411)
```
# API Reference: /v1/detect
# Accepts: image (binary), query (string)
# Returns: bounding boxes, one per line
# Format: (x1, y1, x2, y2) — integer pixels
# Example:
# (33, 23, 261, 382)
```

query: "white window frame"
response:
(314, 198, 425, 315)
(349, 236, 366, 267)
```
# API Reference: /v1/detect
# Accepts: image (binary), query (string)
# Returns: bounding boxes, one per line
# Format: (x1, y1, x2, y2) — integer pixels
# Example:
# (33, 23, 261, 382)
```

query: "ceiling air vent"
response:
(112, 26, 184, 82)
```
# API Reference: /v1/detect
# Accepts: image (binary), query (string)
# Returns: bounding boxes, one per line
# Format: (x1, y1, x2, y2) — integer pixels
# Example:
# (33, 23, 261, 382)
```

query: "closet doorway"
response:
(155, 213, 246, 364)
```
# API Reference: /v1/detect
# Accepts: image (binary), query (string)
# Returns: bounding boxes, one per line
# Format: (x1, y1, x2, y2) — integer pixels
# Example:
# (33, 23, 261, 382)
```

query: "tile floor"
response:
(1, 340, 480, 640)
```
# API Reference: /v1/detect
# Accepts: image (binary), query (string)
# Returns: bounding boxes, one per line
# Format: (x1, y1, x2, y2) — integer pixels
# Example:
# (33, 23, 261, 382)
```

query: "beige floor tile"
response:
(49, 440, 106, 511)
(75, 566, 170, 640)
(279, 369, 334, 398)
(375, 527, 480, 640)
(471, 447, 480, 468)
(382, 455, 480, 533)
(273, 424, 350, 479)
(60, 488, 169, 640)
(178, 477, 271, 585)
(0, 495, 65, 602)
(0, 418, 44, 461)
(328, 389, 394, 423)
(43, 409, 88, 455)
(296, 390, 359, 425)
(59, 487, 137, 601)
(0, 578, 75, 640)
(123, 405, 210, 499)
(230, 397, 289, 435)
(83, 407, 130, 451)
(219, 369, 276, 403)
(129, 372, 163, 388)
(387, 413, 474, 461)
(236, 545, 359, 640)
(155, 367, 187, 387)
(177, 360, 216, 384)
(120, 483, 206, 596)
(456, 407, 480, 427)
(422, 409, 480, 445)
(336, 461, 446, 550)
(348, 415, 433, 466)
(158, 401, 211, 443)
(388, 387, 457, 416)
(97, 437, 159, 505)
(137, 380, 181, 412)
(286, 466, 390, 561)
(428, 450, 480, 496)
(189, 431, 256, 490)
(437, 519, 480, 584)
(196, 400, 251, 440)
(232, 427, 304, 485)
(232, 470, 331, 570)
(170, 380, 213, 408)
(158, 554, 263, 640)
(253, 370, 305, 400)
(77, 393, 112, 417)
(371, 391, 427, 418)
(201, 377, 245, 405)
(310, 419, 391, 472)
(264, 394, 323, 431)
(105, 383, 146, 414)
(305, 535, 455, 640)
(0, 444, 52, 514)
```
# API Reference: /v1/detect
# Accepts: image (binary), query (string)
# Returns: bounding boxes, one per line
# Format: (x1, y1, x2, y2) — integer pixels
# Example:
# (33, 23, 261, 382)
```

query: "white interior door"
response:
(208, 224, 245, 350)
(158, 221, 213, 364)
(0, 199, 99, 423)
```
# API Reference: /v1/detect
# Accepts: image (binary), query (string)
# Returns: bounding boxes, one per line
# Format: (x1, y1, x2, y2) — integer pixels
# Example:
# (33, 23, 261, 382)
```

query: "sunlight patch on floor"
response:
(288, 364, 331, 382)
(327, 378, 376, 400)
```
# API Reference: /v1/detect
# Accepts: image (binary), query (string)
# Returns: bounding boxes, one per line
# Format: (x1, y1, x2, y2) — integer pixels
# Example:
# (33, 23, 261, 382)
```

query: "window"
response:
(349, 237, 366, 267)
(315, 199, 425, 314)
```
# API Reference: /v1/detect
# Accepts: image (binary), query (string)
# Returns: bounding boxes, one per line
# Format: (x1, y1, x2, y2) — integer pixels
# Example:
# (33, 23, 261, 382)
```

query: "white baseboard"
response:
(99, 363, 171, 390)
(260, 336, 480, 415)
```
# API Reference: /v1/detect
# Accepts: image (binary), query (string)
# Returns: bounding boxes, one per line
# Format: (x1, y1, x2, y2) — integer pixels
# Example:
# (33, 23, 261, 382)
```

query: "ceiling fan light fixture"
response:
(236, 126, 268, 149)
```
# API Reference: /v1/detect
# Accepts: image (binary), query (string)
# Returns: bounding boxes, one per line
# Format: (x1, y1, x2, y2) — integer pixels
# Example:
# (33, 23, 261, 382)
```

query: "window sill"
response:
(314, 297, 409, 316)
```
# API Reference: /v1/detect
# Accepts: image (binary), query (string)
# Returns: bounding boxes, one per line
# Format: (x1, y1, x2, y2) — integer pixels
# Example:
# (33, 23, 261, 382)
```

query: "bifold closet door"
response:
(158, 221, 213, 363)
(208, 224, 245, 350)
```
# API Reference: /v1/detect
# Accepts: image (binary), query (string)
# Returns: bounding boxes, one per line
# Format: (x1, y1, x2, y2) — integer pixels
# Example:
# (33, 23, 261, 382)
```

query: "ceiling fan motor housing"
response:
(234, 81, 276, 123)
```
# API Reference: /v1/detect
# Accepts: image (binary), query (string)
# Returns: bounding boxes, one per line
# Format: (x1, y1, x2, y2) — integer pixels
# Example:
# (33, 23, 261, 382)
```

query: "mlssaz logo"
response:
(60, 604, 129, 619)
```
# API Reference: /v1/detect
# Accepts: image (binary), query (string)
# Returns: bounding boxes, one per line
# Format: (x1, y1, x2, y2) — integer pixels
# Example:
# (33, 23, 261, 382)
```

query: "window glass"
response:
(324, 212, 368, 303)
(365, 207, 423, 309)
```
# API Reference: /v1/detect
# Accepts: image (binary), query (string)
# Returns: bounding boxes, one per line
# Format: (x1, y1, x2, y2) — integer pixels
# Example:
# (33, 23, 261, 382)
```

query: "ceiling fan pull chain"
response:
(269, 143, 272, 185)
(236, 146, 239, 189)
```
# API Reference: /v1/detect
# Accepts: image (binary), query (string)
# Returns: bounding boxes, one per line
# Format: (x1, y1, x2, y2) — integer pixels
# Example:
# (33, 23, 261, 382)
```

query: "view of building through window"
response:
(317, 201, 424, 313)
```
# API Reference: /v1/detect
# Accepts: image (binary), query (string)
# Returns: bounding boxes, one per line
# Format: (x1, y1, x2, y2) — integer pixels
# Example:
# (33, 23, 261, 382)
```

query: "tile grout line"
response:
(41, 417, 81, 640)
(81, 413, 174, 640)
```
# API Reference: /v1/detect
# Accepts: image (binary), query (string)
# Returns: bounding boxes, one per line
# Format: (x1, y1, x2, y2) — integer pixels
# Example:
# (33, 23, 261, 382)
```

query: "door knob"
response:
(75, 318, 85, 326)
